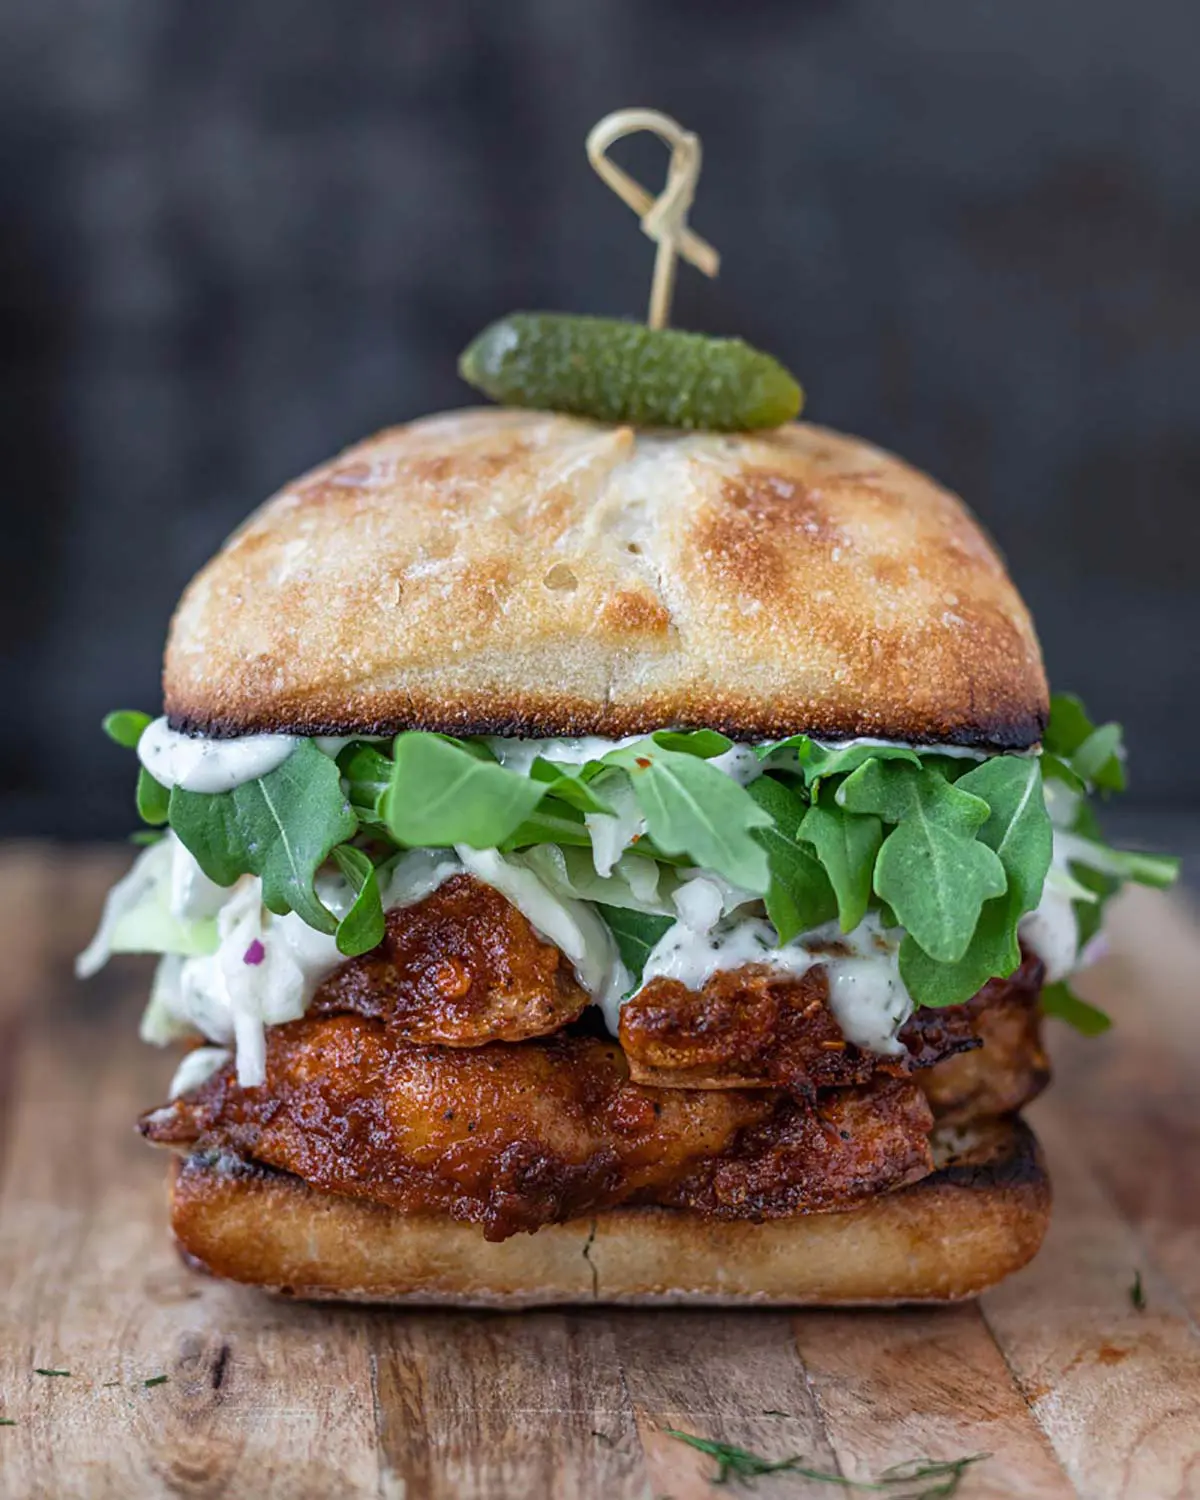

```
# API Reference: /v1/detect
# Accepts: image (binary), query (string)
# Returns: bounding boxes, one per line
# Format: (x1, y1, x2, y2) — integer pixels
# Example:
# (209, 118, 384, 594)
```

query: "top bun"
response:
(164, 408, 1047, 748)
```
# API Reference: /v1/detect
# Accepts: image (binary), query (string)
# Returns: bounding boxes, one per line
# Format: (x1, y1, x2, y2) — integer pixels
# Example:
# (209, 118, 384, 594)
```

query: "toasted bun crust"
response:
(164, 410, 1047, 747)
(168, 1119, 1050, 1306)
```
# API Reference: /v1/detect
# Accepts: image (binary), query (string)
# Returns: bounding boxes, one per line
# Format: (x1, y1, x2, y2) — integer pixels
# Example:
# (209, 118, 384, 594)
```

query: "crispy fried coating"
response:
(650, 1077, 934, 1219)
(619, 965, 972, 1093)
(919, 959, 1050, 1123)
(142, 1018, 934, 1242)
(619, 952, 1048, 1121)
(309, 874, 588, 1045)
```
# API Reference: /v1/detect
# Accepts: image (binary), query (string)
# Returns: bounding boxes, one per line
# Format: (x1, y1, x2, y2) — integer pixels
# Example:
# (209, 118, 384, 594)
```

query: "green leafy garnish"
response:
(143, 1374, 169, 1388)
(136, 768, 171, 826)
(797, 788, 882, 933)
(101, 711, 171, 826)
(337, 741, 394, 826)
(900, 755, 1055, 1008)
(775, 737, 923, 790)
(604, 739, 771, 893)
(1041, 981, 1112, 1035)
(528, 758, 613, 815)
(663, 1429, 989, 1493)
(330, 845, 386, 956)
(1044, 693, 1126, 793)
(1130, 1270, 1146, 1312)
(838, 760, 1006, 964)
(34, 1368, 70, 1377)
(595, 904, 674, 985)
(748, 776, 836, 943)
(381, 733, 546, 849)
(169, 739, 356, 934)
(103, 709, 153, 749)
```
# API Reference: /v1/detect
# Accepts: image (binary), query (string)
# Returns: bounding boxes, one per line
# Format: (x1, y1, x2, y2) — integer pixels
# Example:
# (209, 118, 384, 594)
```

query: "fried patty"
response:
(309, 874, 589, 1044)
(619, 952, 1048, 1119)
(142, 1019, 935, 1242)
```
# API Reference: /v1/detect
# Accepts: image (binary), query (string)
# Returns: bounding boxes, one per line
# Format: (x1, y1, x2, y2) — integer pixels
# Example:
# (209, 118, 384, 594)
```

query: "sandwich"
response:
(78, 377, 1176, 1306)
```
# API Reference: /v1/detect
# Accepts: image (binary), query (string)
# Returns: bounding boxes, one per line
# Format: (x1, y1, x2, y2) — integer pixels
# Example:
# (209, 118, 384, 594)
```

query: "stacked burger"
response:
(80, 401, 1175, 1305)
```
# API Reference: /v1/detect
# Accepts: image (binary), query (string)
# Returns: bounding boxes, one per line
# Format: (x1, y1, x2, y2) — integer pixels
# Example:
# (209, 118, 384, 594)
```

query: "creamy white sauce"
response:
(584, 775, 646, 879)
(707, 743, 764, 784)
(819, 735, 993, 762)
(134, 721, 1002, 798)
(484, 734, 645, 775)
(168, 1045, 231, 1099)
(1018, 890, 1078, 984)
(635, 881, 912, 1055)
(1017, 826, 1087, 984)
(138, 716, 298, 793)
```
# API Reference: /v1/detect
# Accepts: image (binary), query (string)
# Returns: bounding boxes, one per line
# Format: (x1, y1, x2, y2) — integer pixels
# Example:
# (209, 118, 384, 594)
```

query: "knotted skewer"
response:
(585, 108, 721, 330)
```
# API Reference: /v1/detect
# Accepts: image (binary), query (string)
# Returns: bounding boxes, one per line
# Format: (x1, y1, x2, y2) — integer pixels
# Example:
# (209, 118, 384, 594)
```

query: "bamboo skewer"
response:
(585, 108, 720, 329)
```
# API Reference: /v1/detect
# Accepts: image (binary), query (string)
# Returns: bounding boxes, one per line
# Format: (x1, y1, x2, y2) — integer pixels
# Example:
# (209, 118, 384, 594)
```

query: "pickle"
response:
(458, 313, 803, 431)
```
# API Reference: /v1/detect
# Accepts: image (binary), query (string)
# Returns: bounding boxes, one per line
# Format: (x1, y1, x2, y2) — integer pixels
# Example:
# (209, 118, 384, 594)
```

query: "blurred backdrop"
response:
(2, 0, 1197, 861)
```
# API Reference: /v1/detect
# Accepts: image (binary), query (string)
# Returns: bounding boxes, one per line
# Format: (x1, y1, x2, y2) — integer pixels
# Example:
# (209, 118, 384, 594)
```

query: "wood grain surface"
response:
(0, 845, 1197, 1499)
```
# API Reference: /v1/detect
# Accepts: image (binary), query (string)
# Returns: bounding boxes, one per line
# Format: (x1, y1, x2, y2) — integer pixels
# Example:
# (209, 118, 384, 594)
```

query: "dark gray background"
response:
(2, 0, 1197, 850)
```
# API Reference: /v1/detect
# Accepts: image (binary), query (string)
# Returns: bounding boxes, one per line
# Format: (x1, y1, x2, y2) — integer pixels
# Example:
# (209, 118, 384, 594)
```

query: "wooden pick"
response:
(586, 108, 721, 329)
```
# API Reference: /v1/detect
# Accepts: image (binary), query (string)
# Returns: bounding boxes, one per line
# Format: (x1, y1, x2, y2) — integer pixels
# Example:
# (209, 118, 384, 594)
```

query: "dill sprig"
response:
(663, 1430, 988, 1495)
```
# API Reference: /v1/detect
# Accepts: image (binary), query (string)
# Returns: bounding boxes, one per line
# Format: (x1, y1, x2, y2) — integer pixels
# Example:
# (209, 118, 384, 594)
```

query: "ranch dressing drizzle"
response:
(138, 717, 298, 794)
(136, 721, 1006, 798)
(630, 876, 913, 1054)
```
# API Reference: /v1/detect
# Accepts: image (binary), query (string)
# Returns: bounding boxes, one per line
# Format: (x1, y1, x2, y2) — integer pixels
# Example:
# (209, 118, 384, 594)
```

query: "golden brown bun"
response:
(169, 1118, 1049, 1306)
(165, 410, 1047, 747)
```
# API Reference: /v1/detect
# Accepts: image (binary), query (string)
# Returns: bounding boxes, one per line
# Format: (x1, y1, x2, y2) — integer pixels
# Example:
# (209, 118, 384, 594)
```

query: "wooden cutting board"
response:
(1, 845, 1197, 1499)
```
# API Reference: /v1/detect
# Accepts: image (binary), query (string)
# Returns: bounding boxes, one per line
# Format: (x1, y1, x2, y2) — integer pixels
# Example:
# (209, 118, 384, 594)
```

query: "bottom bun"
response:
(168, 1118, 1050, 1307)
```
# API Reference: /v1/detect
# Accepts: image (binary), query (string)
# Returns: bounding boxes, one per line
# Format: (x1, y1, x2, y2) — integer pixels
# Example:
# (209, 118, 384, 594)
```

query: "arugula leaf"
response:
(528, 758, 613, 814)
(797, 785, 882, 932)
(330, 845, 386, 956)
(900, 897, 1015, 1009)
(169, 739, 356, 934)
(501, 803, 593, 849)
(382, 732, 546, 849)
(603, 743, 771, 893)
(1044, 693, 1126, 792)
(1043, 693, 1093, 757)
(594, 904, 674, 985)
(956, 756, 1053, 915)
(101, 710, 169, 822)
(757, 735, 922, 789)
(748, 776, 837, 942)
(137, 768, 170, 826)
(1071, 861, 1119, 949)
(103, 709, 153, 748)
(1042, 980, 1112, 1035)
(1040, 751, 1086, 793)
(650, 729, 733, 758)
(337, 742, 395, 824)
(1073, 723, 1126, 792)
(800, 740, 922, 789)
(899, 758, 1052, 1008)
(838, 759, 1006, 963)
(1060, 834, 1179, 889)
